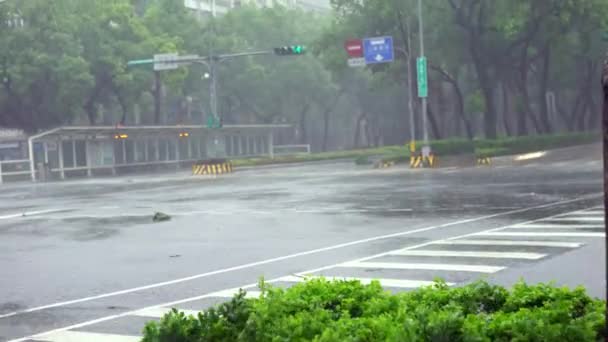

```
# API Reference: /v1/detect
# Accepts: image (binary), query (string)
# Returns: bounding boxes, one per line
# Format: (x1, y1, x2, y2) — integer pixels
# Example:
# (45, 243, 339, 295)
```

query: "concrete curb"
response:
(235, 158, 355, 172)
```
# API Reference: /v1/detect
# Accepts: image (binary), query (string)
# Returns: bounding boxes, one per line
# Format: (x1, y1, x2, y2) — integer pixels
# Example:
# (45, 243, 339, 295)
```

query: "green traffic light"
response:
(292, 45, 305, 54)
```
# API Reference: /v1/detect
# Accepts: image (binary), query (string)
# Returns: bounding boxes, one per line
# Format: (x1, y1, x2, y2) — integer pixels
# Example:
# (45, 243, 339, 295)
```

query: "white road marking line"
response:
(208, 289, 262, 299)
(35, 330, 140, 342)
(511, 224, 604, 229)
(340, 261, 504, 273)
(0, 209, 68, 220)
(478, 232, 605, 237)
(545, 217, 604, 222)
(278, 275, 446, 288)
(7, 198, 601, 342)
(5, 196, 583, 321)
(433, 239, 582, 248)
(557, 210, 604, 216)
(389, 250, 546, 260)
(134, 307, 201, 319)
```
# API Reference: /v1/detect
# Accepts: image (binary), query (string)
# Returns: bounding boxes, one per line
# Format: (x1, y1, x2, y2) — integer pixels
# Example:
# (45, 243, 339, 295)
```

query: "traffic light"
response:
(273, 45, 306, 56)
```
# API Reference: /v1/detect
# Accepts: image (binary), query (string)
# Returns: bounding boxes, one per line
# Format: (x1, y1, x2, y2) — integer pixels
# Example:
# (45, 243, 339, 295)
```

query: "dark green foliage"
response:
(354, 155, 372, 165)
(141, 279, 605, 342)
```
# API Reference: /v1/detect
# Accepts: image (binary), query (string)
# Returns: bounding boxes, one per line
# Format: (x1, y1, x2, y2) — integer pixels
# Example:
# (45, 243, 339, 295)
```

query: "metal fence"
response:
(272, 144, 311, 156)
(0, 159, 30, 184)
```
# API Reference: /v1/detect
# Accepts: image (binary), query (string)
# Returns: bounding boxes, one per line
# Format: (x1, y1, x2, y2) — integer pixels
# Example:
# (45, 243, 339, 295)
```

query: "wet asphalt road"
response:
(0, 147, 605, 341)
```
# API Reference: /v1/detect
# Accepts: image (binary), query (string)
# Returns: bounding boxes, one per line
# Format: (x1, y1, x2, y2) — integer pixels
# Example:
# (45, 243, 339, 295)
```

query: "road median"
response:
(232, 132, 598, 170)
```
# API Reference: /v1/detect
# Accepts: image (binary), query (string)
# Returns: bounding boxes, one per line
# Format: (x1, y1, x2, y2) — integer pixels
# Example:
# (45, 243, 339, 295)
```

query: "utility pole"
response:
(154, 71, 161, 124)
(406, 20, 415, 151)
(417, 0, 429, 152)
(209, 57, 218, 124)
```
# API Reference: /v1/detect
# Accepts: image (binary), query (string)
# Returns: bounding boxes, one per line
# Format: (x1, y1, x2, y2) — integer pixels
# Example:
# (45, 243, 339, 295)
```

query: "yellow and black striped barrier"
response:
(192, 161, 234, 176)
(410, 155, 423, 168)
(477, 157, 492, 166)
(410, 154, 437, 168)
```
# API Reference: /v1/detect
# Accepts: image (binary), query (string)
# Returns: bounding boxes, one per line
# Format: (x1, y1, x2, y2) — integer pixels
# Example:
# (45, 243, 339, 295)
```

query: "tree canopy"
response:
(1, 0, 607, 148)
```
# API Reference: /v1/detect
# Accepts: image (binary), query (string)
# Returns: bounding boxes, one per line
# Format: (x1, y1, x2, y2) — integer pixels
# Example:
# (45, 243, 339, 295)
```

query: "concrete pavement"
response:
(0, 151, 604, 341)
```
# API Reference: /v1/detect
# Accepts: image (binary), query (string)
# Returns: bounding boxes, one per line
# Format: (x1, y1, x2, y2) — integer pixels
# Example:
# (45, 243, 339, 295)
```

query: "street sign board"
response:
(363, 36, 394, 65)
(347, 57, 366, 68)
(344, 39, 363, 58)
(154, 53, 179, 71)
(417, 57, 428, 98)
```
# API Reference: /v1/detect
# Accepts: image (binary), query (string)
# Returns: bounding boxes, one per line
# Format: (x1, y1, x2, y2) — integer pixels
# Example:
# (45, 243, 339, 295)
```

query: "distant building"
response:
(184, 0, 329, 17)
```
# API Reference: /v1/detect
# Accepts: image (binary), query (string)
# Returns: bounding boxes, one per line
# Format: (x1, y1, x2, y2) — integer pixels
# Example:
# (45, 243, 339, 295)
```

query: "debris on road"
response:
(152, 212, 171, 222)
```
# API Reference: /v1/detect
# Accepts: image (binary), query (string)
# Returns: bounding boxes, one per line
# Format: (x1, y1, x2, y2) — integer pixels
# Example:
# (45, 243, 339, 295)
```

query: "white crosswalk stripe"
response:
(278, 275, 446, 288)
(208, 289, 262, 299)
(478, 232, 605, 237)
(433, 239, 582, 248)
(35, 330, 140, 342)
(340, 261, 504, 273)
(134, 306, 201, 319)
(510, 223, 604, 229)
(544, 217, 604, 222)
(388, 249, 546, 260)
(560, 210, 604, 216)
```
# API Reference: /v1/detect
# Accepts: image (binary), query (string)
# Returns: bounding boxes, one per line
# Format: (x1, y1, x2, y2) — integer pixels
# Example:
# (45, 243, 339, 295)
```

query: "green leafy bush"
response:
(354, 155, 372, 165)
(141, 279, 605, 342)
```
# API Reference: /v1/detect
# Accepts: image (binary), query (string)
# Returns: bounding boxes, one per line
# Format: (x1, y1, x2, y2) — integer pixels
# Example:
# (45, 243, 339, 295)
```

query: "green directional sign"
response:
(127, 59, 155, 67)
(417, 57, 428, 98)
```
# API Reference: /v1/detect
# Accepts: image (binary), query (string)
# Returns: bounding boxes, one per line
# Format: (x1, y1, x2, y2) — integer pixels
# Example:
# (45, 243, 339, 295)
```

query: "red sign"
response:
(344, 39, 363, 58)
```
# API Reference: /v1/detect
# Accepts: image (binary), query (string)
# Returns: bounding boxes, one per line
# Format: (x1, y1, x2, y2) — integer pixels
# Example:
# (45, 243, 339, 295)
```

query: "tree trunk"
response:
(469, 35, 497, 138)
(354, 112, 366, 148)
(298, 103, 310, 144)
(516, 41, 542, 134)
(427, 103, 442, 139)
(113, 87, 128, 125)
(322, 109, 330, 151)
(429, 64, 473, 139)
(321, 91, 343, 152)
(502, 84, 512, 136)
(84, 82, 105, 125)
(538, 46, 552, 133)
(585, 61, 599, 131)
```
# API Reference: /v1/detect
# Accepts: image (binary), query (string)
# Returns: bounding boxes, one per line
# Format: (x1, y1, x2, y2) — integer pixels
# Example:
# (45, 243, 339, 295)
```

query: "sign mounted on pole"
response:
(363, 36, 394, 65)
(154, 53, 179, 71)
(344, 39, 363, 58)
(416, 57, 428, 98)
(347, 57, 366, 68)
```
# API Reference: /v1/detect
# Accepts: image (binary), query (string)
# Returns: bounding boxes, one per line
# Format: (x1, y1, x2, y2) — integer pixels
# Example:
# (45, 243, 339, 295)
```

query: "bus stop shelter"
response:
(27, 124, 289, 181)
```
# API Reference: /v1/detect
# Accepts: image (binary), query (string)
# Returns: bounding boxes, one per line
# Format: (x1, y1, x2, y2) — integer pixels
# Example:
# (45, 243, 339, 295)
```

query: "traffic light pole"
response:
(128, 48, 301, 127)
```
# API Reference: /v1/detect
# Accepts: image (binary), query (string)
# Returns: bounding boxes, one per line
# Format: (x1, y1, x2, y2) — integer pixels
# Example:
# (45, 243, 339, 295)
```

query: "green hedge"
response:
(141, 279, 605, 342)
